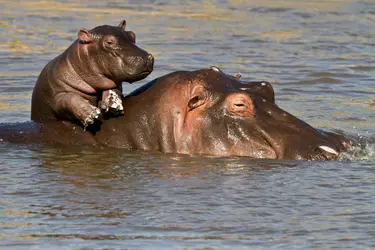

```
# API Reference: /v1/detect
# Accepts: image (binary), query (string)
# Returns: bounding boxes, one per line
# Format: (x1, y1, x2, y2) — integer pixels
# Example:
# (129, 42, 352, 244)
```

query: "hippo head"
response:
(126, 67, 350, 160)
(77, 20, 154, 84)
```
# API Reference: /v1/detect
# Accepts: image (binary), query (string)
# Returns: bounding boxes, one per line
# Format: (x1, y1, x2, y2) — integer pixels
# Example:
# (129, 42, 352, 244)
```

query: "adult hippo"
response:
(1, 67, 351, 160)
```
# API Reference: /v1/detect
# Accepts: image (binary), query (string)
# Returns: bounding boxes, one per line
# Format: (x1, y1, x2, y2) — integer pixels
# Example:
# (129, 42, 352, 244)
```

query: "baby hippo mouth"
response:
(125, 70, 152, 83)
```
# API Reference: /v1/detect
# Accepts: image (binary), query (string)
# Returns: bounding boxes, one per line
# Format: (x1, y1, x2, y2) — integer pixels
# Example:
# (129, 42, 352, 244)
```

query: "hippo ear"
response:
(233, 73, 242, 79)
(209, 66, 222, 72)
(78, 29, 93, 44)
(118, 20, 127, 30)
(127, 31, 136, 43)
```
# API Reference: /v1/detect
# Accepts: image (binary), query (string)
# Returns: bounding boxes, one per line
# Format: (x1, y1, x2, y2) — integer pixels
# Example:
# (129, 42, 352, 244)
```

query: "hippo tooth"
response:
(318, 146, 339, 155)
(240, 87, 249, 90)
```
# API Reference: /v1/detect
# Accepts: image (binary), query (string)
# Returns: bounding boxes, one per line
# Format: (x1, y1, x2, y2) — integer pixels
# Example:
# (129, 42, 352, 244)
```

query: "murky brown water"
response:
(1, 0, 375, 249)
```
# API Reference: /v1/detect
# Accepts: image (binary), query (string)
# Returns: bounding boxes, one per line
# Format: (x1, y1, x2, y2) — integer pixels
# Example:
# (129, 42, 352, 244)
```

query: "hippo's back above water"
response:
(1, 67, 352, 161)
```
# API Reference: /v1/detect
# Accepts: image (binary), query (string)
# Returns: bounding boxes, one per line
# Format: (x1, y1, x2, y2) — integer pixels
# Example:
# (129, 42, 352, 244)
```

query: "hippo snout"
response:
(121, 53, 154, 83)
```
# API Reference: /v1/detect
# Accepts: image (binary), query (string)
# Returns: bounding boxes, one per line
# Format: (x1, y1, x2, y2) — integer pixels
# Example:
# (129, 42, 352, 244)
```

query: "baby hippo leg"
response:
(54, 92, 101, 129)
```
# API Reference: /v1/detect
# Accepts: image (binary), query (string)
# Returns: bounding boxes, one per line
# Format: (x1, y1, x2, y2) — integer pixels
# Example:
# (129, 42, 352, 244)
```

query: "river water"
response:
(0, 0, 374, 249)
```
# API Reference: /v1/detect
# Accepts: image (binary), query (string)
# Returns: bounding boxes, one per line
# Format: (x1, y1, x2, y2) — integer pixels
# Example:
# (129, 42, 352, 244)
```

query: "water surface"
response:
(0, 0, 374, 249)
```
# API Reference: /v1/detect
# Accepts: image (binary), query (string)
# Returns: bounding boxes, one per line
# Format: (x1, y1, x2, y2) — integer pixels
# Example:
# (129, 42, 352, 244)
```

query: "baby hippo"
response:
(31, 20, 154, 128)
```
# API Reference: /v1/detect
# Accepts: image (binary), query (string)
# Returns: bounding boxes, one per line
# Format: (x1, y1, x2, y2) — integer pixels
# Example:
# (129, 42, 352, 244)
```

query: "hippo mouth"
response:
(256, 129, 280, 159)
(307, 146, 341, 160)
(110, 69, 152, 83)
(126, 70, 152, 83)
(261, 137, 343, 160)
(122, 54, 154, 83)
(255, 125, 349, 160)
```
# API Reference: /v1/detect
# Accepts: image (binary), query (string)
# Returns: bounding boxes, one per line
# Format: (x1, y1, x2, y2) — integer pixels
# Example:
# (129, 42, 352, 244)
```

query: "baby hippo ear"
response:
(77, 29, 93, 44)
(118, 20, 127, 30)
(127, 31, 136, 43)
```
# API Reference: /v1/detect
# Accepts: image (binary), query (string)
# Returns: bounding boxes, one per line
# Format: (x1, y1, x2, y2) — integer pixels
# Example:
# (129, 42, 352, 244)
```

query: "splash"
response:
(339, 134, 375, 162)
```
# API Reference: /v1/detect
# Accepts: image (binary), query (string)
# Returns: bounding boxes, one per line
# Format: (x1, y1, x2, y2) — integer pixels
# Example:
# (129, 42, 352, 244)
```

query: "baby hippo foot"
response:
(82, 105, 101, 130)
(100, 89, 124, 115)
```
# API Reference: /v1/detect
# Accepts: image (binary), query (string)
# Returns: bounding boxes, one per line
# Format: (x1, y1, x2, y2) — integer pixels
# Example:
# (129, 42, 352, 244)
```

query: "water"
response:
(0, 0, 374, 249)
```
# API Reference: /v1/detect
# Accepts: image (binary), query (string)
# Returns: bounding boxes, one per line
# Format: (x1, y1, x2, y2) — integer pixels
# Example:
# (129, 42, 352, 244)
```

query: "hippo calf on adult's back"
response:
(31, 20, 154, 128)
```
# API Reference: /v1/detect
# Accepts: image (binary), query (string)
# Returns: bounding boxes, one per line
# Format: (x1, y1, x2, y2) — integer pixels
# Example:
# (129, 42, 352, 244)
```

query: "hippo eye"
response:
(105, 40, 116, 46)
(234, 103, 245, 108)
(104, 36, 117, 47)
